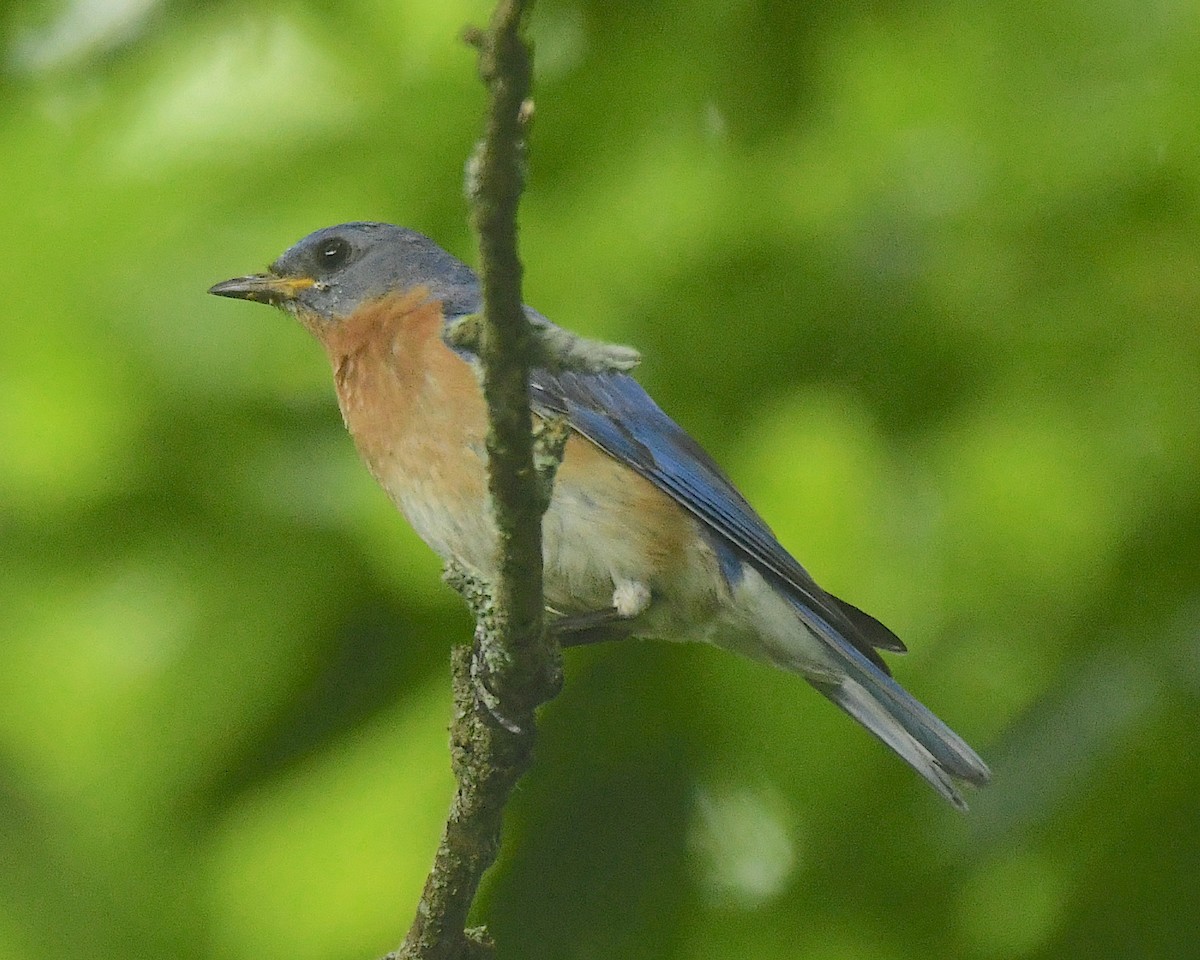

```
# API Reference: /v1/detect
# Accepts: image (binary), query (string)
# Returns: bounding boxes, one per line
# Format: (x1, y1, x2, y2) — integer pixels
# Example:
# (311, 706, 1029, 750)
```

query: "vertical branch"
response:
(388, 2, 553, 959)
(466, 0, 558, 716)
(387, 3, 634, 957)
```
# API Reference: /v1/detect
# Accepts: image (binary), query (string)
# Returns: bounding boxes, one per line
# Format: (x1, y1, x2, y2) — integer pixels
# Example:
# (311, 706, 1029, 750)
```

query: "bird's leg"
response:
(550, 579, 651, 648)
(549, 608, 631, 647)
(463, 574, 651, 729)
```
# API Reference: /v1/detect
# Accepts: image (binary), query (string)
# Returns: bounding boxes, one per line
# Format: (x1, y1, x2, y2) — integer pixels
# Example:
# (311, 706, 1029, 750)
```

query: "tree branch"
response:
(465, 0, 547, 706)
(386, 3, 556, 959)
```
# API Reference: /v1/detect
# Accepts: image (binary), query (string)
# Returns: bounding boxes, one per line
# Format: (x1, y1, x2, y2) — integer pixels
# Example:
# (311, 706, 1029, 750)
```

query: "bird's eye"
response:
(316, 237, 351, 271)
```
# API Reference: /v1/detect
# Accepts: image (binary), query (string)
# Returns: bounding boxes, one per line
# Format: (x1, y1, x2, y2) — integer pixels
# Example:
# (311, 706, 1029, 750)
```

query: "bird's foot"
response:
(550, 579, 651, 647)
(469, 629, 529, 735)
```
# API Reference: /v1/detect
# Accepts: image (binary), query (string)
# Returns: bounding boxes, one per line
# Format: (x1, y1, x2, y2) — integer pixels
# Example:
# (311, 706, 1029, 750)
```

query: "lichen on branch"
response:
(443, 312, 642, 375)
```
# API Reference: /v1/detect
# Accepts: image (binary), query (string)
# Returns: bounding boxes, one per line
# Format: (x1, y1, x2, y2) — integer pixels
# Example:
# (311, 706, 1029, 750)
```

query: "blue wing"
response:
(529, 366, 992, 801)
(528, 367, 906, 672)
(417, 250, 986, 802)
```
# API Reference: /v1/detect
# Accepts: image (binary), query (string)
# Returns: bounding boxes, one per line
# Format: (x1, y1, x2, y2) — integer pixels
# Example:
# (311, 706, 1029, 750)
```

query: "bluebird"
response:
(210, 221, 990, 808)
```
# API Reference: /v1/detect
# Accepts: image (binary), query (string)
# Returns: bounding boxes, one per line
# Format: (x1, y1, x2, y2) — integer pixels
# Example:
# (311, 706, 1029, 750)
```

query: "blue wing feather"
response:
(529, 367, 992, 793)
(528, 367, 905, 671)
(446, 305, 988, 795)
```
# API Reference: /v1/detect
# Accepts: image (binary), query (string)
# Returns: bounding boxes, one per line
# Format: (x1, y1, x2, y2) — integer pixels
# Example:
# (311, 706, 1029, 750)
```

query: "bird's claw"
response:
(469, 633, 530, 735)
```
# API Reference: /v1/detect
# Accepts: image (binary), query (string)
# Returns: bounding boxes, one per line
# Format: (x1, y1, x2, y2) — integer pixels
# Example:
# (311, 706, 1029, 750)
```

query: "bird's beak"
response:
(208, 273, 316, 305)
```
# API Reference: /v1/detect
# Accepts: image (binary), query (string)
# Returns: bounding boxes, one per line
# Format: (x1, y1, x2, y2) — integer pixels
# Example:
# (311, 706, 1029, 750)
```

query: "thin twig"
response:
(387, 2, 554, 959)
(466, 0, 549, 713)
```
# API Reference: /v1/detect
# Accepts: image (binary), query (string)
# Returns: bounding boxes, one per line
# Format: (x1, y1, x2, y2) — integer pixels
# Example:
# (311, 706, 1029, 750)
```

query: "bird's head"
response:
(208, 221, 481, 336)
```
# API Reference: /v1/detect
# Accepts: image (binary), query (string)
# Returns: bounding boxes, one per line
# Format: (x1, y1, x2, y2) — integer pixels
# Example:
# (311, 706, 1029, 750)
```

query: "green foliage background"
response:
(3, 1, 1197, 958)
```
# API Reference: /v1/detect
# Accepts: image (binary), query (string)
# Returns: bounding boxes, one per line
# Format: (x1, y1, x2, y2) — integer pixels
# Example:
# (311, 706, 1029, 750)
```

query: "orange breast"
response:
(312, 290, 722, 622)
(317, 289, 494, 567)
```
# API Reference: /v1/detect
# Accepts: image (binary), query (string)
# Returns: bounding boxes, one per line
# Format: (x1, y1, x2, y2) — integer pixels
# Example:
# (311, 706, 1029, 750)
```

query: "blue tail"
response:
(793, 601, 991, 809)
